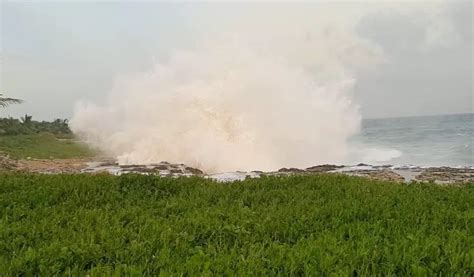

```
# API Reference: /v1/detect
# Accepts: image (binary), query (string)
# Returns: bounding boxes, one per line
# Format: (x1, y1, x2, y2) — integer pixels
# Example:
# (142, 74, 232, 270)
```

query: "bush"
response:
(1, 173, 472, 275)
(0, 116, 72, 136)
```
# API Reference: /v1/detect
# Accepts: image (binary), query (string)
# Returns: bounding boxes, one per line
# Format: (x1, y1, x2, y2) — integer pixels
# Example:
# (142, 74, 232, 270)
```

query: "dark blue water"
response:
(350, 113, 473, 167)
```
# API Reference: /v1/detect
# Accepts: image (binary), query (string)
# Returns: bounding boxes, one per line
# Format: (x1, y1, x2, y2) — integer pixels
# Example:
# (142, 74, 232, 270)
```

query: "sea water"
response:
(349, 113, 473, 167)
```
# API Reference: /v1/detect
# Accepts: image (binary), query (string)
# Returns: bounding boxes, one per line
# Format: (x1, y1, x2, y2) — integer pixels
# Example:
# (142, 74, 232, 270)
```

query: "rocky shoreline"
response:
(1, 153, 472, 185)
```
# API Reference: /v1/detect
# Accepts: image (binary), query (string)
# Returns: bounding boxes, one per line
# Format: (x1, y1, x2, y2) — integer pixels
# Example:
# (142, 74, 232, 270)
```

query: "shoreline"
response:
(2, 154, 472, 184)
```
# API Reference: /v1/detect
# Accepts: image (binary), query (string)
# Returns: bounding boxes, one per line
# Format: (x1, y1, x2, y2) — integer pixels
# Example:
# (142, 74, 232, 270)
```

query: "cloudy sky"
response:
(1, 1, 472, 120)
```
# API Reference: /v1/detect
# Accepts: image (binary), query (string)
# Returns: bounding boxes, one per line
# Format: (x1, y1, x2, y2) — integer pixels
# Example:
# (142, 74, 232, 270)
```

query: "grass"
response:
(0, 133, 95, 159)
(0, 173, 472, 275)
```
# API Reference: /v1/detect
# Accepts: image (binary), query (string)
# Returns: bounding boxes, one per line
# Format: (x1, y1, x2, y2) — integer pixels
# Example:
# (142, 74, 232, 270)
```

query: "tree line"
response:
(0, 116, 72, 136)
(0, 94, 71, 136)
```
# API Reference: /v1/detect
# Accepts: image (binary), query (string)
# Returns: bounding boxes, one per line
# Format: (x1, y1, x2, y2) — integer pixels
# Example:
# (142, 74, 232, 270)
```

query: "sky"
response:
(1, 1, 472, 120)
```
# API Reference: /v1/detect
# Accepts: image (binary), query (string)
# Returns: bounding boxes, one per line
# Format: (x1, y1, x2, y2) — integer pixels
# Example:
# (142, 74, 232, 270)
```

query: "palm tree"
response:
(0, 94, 23, 108)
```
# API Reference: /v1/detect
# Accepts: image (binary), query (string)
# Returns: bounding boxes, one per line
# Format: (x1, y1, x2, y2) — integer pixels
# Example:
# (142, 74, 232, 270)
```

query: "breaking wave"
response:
(71, 28, 381, 172)
(347, 145, 403, 165)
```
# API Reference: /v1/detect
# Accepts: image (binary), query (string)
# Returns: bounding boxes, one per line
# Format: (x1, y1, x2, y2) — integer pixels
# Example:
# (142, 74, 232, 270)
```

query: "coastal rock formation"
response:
(306, 164, 344, 172)
(340, 169, 405, 182)
(185, 166, 204, 175)
(415, 167, 473, 184)
(3, 156, 472, 185)
(278, 167, 306, 173)
(82, 161, 205, 177)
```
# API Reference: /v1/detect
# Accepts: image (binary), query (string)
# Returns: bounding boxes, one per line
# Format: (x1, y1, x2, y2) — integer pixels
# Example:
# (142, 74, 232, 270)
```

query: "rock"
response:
(251, 170, 264, 174)
(120, 164, 139, 169)
(99, 160, 119, 167)
(154, 164, 169, 170)
(415, 167, 473, 184)
(374, 165, 392, 169)
(122, 167, 155, 173)
(278, 167, 305, 173)
(306, 164, 343, 172)
(185, 166, 204, 175)
(342, 169, 404, 182)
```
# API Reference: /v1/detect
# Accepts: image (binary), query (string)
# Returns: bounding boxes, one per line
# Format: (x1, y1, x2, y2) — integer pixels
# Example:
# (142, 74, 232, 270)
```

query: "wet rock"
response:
(99, 160, 119, 167)
(185, 166, 204, 175)
(8, 156, 471, 185)
(415, 167, 473, 184)
(154, 164, 169, 170)
(343, 169, 405, 182)
(373, 165, 392, 169)
(278, 168, 305, 173)
(79, 160, 206, 176)
(251, 170, 264, 174)
(120, 164, 139, 169)
(306, 164, 343, 172)
(122, 167, 156, 173)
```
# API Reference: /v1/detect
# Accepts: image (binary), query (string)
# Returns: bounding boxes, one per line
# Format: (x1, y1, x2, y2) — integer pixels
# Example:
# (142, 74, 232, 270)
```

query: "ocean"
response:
(349, 113, 473, 167)
(79, 113, 473, 180)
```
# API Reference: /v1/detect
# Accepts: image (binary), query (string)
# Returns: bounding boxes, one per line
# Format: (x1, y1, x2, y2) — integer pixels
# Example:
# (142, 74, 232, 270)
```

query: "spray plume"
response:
(71, 26, 381, 172)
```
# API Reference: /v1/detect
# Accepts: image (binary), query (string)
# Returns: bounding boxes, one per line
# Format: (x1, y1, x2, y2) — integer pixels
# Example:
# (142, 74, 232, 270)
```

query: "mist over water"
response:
(71, 27, 382, 172)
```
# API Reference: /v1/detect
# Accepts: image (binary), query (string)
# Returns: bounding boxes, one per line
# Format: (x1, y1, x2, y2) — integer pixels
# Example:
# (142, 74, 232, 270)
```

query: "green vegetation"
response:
(0, 94, 22, 108)
(0, 116, 71, 136)
(0, 116, 92, 160)
(0, 133, 94, 159)
(1, 173, 472, 275)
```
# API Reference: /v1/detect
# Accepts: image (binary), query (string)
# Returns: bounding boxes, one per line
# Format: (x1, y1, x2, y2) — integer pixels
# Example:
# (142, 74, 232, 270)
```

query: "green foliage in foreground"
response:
(0, 133, 94, 159)
(0, 174, 473, 275)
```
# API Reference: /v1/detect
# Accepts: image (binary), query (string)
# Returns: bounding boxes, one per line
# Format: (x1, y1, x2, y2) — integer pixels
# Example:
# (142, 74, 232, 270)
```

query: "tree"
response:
(21, 114, 33, 124)
(0, 94, 23, 108)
